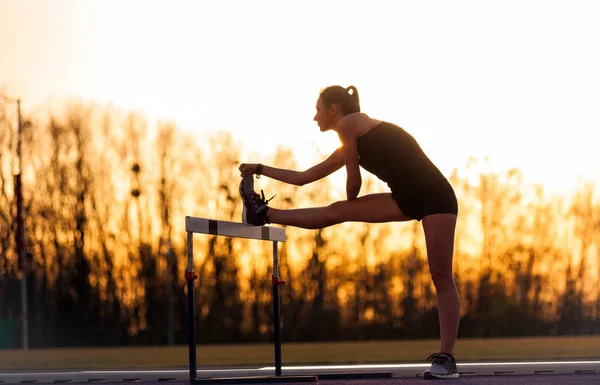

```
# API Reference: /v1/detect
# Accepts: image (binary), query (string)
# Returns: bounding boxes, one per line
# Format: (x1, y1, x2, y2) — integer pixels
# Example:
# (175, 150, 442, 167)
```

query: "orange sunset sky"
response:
(1, 0, 599, 196)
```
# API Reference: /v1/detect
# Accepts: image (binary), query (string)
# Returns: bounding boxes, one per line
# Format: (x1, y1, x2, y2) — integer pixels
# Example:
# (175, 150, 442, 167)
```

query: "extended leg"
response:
(240, 176, 411, 227)
(267, 193, 412, 229)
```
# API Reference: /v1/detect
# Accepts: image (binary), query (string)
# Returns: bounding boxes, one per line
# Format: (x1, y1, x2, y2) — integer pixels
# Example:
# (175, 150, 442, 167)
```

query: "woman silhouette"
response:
(239, 85, 460, 379)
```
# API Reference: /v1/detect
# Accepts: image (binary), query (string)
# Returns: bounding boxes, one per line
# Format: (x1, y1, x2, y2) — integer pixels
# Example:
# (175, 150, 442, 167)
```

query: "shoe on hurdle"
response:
(239, 175, 274, 226)
(423, 353, 459, 380)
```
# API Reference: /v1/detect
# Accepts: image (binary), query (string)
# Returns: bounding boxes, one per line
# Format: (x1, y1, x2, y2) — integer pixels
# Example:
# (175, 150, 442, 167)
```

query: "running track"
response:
(1, 360, 599, 384)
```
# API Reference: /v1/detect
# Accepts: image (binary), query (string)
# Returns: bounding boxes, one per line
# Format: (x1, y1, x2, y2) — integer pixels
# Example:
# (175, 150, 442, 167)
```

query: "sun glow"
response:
(1, 0, 599, 194)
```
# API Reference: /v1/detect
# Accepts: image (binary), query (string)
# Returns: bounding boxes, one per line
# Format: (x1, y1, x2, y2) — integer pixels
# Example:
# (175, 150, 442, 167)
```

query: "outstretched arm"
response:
(239, 148, 345, 186)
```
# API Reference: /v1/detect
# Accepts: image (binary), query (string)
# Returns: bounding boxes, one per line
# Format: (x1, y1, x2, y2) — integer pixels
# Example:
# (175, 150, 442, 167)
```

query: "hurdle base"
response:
(192, 375, 317, 384)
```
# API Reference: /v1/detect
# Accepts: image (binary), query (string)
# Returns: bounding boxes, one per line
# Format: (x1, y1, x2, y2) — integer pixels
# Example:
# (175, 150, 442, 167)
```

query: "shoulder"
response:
(338, 113, 382, 139)
(338, 113, 369, 135)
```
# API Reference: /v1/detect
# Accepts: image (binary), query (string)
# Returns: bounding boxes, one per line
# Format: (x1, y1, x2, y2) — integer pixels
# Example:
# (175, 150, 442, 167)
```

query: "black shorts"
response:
(391, 182, 458, 221)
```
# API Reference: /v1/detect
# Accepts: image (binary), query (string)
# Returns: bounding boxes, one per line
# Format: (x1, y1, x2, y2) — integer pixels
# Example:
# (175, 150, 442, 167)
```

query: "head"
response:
(313, 85, 360, 132)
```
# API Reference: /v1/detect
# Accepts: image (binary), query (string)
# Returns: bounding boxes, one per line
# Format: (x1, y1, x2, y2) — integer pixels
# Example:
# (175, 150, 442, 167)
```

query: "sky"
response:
(1, 0, 599, 195)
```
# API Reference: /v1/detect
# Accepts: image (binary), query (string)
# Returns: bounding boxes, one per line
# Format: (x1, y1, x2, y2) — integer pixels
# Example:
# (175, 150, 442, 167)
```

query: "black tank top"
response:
(356, 122, 451, 194)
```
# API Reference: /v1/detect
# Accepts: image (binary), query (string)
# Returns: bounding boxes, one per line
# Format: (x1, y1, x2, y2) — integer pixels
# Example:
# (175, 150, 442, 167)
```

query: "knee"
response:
(430, 267, 455, 290)
(325, 201, 344, 225)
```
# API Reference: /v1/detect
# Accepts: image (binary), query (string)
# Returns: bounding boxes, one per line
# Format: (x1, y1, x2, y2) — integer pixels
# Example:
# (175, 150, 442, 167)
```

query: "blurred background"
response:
(1, 0, 599, 354)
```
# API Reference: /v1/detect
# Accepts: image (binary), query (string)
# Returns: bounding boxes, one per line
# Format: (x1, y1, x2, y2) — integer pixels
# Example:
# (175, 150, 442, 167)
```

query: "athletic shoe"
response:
(423, 353, 459, 380)
(239, 176, 274, 226)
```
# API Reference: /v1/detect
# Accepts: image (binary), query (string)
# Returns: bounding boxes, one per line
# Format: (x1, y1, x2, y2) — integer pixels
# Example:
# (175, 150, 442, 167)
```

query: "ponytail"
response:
(345, 85, 360, 113)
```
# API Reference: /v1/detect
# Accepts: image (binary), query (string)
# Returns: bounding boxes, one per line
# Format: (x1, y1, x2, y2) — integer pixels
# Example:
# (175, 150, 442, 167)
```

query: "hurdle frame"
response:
(185, 216, 316, 384)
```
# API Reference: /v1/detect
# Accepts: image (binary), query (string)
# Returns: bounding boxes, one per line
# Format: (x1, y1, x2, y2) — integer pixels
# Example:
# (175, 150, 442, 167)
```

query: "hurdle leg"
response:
(186, 231, 199, 384)
(271, 241, 285, 377)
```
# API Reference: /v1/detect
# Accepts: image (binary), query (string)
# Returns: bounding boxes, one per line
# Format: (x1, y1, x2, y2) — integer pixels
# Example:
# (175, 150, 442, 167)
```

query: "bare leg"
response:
(422, 213, 460, 355)
(267, 193, 412, 229)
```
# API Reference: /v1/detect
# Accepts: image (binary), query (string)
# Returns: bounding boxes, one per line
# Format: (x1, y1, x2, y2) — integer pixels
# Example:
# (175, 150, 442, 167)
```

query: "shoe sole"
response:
(239, 179, 248, 224)
(423, 372, 459, 380)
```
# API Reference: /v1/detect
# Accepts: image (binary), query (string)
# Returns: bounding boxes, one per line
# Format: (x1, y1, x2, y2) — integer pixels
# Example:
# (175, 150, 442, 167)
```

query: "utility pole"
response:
(15, 99, 28, 351)
(3, 95, 30, 350)
(5, 97, 29, 351)
(167, 238, 174, 346)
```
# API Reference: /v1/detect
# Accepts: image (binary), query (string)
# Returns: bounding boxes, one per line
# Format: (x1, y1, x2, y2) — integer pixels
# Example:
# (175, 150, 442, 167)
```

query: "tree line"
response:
(1, 98, 599, 348)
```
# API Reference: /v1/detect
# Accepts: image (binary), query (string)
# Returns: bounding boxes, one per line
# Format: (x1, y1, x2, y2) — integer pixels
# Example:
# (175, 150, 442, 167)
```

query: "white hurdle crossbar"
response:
(185, 216, 316, 385)
(186, 216, 286, 242)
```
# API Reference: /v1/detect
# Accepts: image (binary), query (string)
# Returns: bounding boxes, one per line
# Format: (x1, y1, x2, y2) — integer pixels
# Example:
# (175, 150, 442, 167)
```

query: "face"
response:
(313, 97, 337, 132)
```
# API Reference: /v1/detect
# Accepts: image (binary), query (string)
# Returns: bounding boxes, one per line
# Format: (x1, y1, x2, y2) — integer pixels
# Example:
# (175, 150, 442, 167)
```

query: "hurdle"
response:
(185, 216, 316, 384)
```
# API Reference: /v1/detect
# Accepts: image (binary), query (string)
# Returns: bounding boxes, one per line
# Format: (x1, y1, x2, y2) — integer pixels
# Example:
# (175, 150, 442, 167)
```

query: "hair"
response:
(319, 85, 360, 115)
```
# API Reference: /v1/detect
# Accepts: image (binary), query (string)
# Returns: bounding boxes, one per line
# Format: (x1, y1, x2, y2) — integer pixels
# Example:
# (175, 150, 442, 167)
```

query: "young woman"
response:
(239, 85, 460, 380)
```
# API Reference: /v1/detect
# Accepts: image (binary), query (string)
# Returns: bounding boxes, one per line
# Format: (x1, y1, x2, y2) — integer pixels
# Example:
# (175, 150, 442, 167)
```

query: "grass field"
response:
(2, 336, 600, 371)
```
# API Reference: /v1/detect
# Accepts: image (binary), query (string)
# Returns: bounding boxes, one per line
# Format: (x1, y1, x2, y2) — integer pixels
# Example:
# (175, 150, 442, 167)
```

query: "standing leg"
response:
(422, 213, 460, 355)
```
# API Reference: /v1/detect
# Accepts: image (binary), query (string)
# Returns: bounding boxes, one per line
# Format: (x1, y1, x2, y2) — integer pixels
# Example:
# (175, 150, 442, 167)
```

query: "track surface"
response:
(1, 361, 599, 384)
(5, 375, 596, 384)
